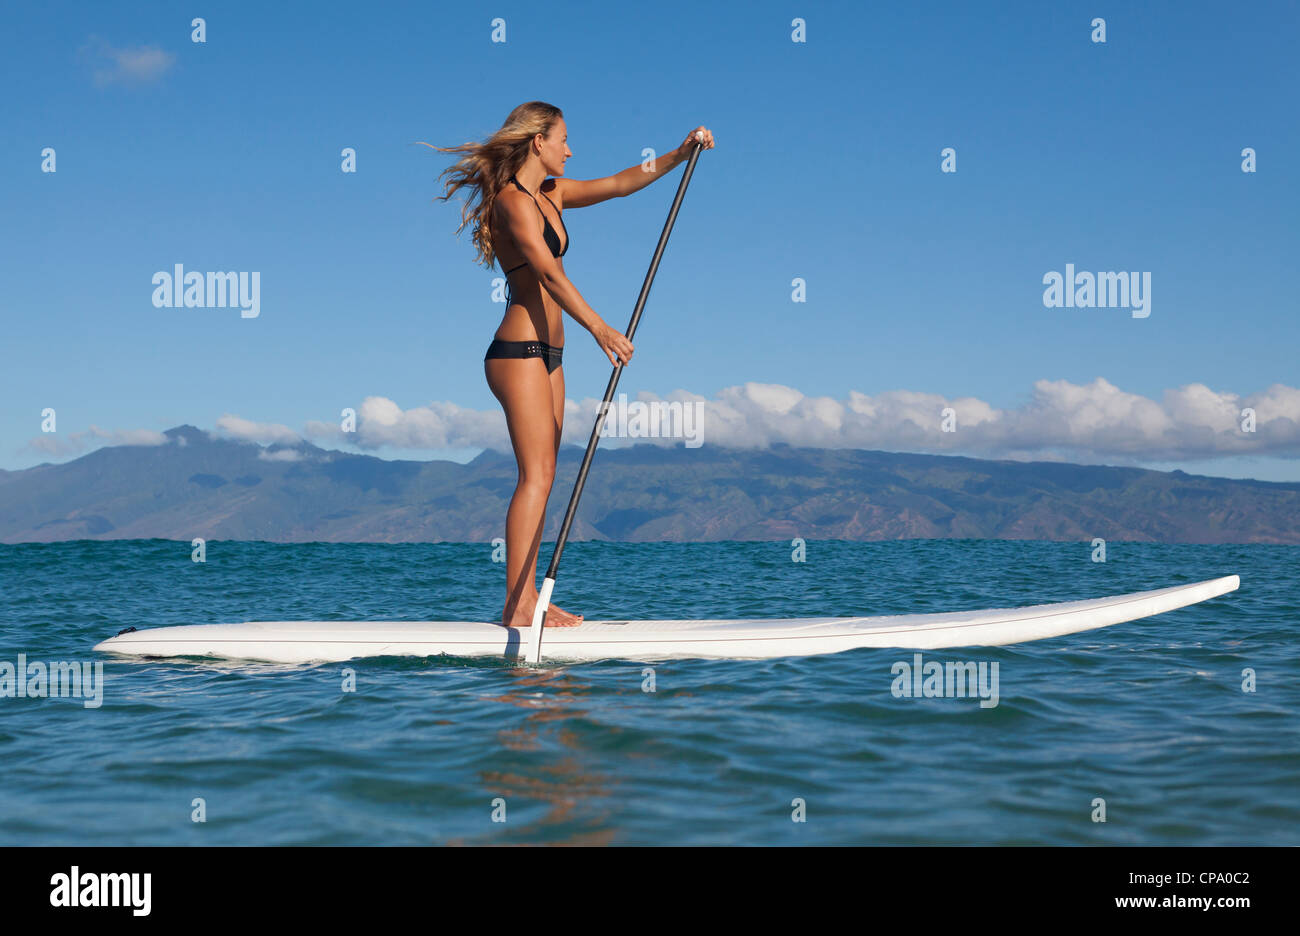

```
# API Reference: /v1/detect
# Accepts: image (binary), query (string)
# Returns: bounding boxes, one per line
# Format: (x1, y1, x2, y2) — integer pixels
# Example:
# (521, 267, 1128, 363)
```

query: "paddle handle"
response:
(526, 137, 706, 664)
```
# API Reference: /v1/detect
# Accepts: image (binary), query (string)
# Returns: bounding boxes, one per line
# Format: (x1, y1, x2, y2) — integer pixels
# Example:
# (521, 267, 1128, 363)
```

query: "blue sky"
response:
(3, 0, 1298, 479)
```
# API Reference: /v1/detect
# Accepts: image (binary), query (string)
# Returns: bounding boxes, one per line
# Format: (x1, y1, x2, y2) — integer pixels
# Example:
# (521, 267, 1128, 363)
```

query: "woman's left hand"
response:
(680, 126, 715, 155)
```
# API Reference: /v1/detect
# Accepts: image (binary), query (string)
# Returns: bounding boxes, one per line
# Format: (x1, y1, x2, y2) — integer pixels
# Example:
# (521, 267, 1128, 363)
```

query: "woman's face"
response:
(538, 119, 571, 176)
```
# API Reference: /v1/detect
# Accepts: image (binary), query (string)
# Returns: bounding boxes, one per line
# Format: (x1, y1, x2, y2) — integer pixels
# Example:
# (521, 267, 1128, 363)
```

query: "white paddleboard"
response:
(92, 574, 1239, 664)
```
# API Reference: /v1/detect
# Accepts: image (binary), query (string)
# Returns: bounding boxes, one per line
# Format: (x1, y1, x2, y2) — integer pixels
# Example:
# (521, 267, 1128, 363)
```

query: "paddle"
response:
(525, 135, 706, 663)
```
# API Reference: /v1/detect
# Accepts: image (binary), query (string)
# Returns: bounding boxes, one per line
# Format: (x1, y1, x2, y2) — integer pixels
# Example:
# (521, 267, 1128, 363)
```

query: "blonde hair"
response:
(417, 101, 564, 269)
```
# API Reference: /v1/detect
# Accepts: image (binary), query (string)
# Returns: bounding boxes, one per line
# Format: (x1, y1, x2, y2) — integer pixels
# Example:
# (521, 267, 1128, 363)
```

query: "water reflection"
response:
(463, 665, 620, 845)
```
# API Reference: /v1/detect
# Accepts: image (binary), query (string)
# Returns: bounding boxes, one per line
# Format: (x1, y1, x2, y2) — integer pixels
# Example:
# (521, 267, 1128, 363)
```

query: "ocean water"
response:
(0, 538, 1295, 845)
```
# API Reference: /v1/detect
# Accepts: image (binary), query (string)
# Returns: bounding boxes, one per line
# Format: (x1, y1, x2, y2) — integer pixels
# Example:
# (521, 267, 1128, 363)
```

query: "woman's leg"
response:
(539, 362, 582, 624)
(549, 362, 565, 458)
(485, 357, 582, 627)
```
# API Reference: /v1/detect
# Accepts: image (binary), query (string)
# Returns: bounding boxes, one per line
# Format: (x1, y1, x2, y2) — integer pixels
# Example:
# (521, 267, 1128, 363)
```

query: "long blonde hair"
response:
(418, 101, 564, 269)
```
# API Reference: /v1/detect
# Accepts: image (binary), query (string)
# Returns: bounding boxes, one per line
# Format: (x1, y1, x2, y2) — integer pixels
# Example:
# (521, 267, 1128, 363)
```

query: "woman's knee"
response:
(518, 458, 556, 488)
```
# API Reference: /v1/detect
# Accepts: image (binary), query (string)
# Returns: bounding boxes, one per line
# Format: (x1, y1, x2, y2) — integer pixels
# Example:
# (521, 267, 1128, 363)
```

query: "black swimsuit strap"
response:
(508, 175, 568, 253)
(539, 190, 568, 253)
(501, 176, 538, 282)
(501, 175, 566, 295)
(509, 175, 543, 212)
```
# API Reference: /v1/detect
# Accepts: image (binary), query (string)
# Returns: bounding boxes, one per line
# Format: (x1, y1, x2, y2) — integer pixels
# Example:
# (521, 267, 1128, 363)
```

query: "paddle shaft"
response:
(526, 139, 705, 662)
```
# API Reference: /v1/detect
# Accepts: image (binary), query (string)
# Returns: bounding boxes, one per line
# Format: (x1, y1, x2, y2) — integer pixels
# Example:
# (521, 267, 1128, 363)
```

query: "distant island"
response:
(1, 425, 1297, 544)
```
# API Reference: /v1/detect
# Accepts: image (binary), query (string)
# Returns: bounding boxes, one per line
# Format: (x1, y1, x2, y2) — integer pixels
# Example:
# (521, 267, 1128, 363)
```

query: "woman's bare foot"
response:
(539, 603, 583, 626)
(502, 600, 584, 628)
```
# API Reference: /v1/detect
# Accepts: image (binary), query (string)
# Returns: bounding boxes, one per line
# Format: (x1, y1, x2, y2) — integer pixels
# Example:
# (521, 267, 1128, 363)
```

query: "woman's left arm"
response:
(623, 126, 715, 196)
(559, 126, 714, 207)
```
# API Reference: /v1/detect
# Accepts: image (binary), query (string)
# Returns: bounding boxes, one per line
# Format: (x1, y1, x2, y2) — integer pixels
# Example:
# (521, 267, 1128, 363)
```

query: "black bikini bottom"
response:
(484, 339, 563, 374)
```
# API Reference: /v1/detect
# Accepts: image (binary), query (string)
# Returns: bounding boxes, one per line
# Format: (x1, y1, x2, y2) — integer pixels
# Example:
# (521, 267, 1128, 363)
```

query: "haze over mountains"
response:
(1, 425, 1297, 544)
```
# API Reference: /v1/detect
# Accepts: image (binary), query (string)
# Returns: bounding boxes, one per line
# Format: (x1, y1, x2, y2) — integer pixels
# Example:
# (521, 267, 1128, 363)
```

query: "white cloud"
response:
(26, 380, 1300, 467)
(290, 379, 1300, 463)
(214, 415, 301, 445)
(304, 396, 506, 450)
(25, 426, 168, 457)
(79, 36, 176, 86)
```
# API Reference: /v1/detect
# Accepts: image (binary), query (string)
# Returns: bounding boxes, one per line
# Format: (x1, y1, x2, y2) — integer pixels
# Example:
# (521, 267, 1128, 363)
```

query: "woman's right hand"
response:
(594, 323, 634, 367)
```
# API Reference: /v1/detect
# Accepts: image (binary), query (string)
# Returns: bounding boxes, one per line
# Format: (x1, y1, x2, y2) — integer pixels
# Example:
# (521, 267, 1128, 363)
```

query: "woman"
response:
(427, 102, 714, 629)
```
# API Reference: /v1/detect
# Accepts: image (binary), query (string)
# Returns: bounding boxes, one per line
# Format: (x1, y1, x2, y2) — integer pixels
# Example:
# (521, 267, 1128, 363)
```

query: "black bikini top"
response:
(501, 174, 569, 277)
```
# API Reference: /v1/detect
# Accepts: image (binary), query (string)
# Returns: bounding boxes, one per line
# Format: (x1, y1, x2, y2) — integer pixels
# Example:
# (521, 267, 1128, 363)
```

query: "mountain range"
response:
(1, 425, 1297, 544)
